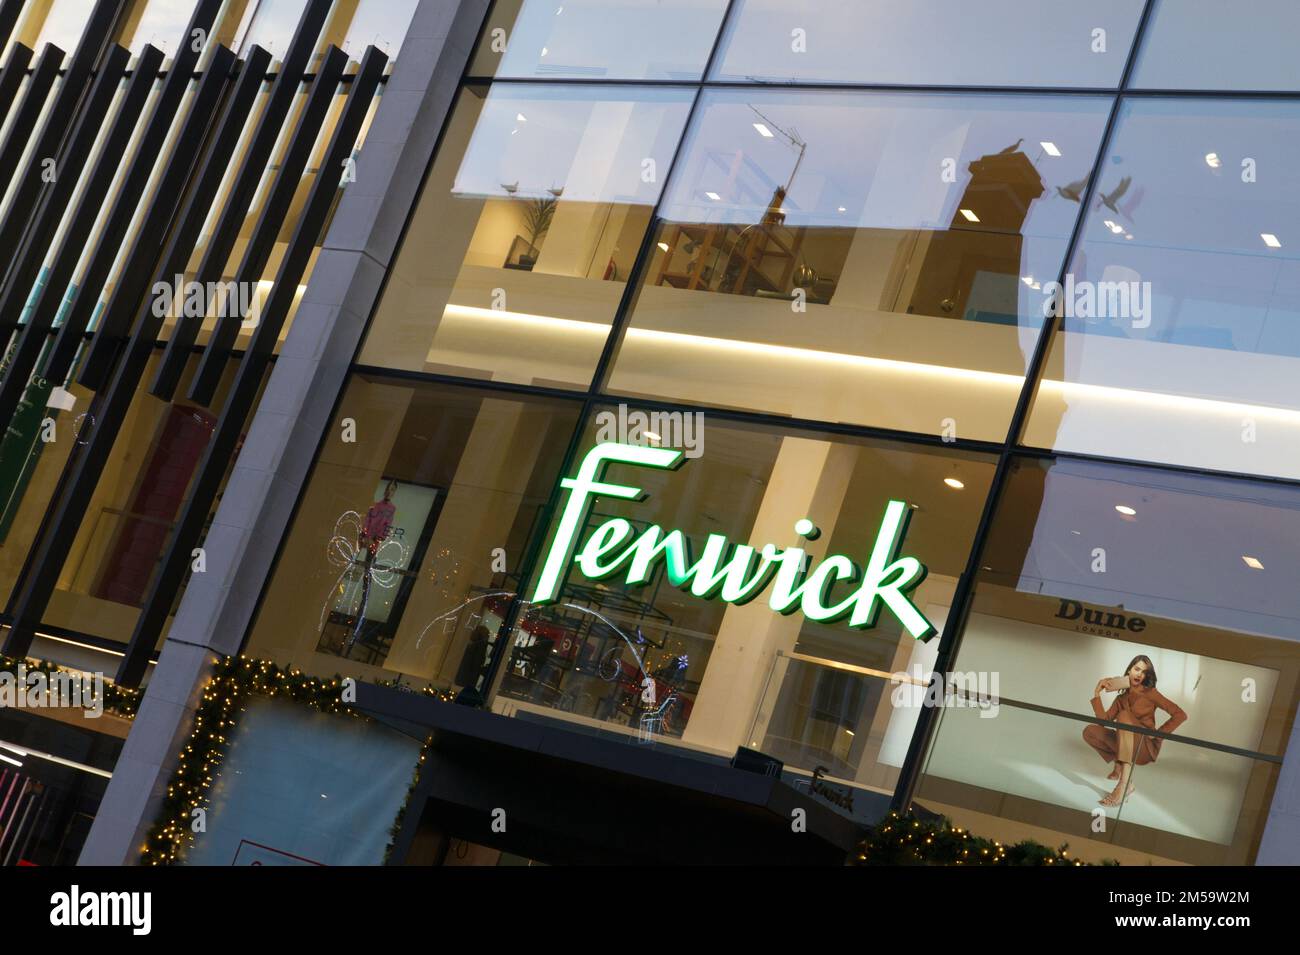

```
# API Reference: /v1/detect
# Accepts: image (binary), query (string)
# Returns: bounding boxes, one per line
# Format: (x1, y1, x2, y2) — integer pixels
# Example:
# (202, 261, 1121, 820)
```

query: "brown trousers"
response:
(1083, 710, 1157, 766)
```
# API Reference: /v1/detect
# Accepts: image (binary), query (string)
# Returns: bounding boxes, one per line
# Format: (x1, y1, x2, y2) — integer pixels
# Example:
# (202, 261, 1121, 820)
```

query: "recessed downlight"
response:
(1262, 233, 1282, 248)
(1242, 555, 1264, 570)
(752, 122, 774, 138)
(1040, 141, 1061, 157)
(1115, 505, 1137, 516)
(959, 209, 979, 222)
(944, 477, 965, 489)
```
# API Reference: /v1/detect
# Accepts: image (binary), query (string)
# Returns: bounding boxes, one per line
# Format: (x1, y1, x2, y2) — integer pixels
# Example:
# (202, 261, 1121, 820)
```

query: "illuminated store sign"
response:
(532, 443, 937, 639)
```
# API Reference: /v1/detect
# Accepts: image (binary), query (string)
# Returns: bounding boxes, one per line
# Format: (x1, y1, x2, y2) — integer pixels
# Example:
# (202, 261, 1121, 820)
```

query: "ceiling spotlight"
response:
(752, 122, 774, 138)
(944, 477, 965, 489)
(1115, 505, 1137, 516)
(656, 242, 670, 252)
(1262, 233, 1282, 248)
(1205, 152, 1221, 168)
(1242, 555, 1264, 570)
(1040, 141, 1061, 157)
(959, 209, 979, 222)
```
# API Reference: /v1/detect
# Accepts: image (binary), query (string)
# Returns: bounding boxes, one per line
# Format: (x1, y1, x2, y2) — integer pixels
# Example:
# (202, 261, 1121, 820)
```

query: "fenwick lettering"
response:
(531, 443, 937, 640)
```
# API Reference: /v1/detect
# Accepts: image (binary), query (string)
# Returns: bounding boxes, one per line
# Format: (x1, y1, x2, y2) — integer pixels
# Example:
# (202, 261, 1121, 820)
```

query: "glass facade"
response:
(237, 0, 1300, 867)
(4, 0, 1300, 870)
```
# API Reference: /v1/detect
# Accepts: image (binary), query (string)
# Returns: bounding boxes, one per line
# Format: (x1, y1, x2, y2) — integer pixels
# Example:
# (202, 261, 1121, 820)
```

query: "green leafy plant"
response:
(855, 811, 1118, 866)
(522, 196, 557, 251)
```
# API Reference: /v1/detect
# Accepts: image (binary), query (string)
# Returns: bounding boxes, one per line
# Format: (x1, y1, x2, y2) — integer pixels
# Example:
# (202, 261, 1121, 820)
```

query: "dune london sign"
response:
(531, 443, 937, 640)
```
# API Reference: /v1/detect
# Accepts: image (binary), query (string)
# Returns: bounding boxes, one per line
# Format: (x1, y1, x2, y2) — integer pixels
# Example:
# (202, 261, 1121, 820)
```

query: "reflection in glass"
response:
(1022, 98, 1300, 479)
(918, 456, 1300, 864)
(360, 84, 693, 387)
(712, 0, 1143, 88)
(499, 406, 994, 785)
(469, 0, 728, 81)
(607, 90, 1110, 439)
(1132, 0, 1300, 91)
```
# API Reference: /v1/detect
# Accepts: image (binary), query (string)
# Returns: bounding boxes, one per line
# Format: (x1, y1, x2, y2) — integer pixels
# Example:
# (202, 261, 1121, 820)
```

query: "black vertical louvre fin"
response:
(185, 44, 351, 406)
(0, 45, 148, 433)
(0, 44, 271, 659)
(0, 44, 33, 133)
(0, 0, 128, 270)
(149, 0, 333, 399)
(0, 44, 64, 285)
(42, 0, 229, 382)
(76, 45, 271, 389)
(0, 0, 23, 56)
(117, 46, 389, 686)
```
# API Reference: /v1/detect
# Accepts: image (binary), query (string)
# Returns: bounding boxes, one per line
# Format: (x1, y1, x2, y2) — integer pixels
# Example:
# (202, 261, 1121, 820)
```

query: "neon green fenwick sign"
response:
(531, 443, 937, 640)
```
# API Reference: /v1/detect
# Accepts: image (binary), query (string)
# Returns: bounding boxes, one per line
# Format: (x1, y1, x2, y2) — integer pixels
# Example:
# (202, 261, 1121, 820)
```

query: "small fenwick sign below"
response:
(532, 443, 937, 640)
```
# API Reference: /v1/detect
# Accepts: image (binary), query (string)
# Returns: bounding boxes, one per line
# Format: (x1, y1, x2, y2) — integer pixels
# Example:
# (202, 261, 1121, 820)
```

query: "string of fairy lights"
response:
(141, 654, 451, 866)
(0, 652, 141, 718)
(856, 811, 1103, 866)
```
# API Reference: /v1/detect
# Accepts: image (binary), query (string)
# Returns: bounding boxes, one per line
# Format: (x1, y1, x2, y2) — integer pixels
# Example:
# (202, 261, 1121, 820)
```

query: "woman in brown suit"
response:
(1082, 654, 1187, 807)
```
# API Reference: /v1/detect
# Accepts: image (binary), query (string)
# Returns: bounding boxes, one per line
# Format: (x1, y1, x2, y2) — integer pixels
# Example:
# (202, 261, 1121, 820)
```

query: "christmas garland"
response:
(142, 654, 450, 865)
(0, 651, 141, 719)
(856, 811, 1118, 866)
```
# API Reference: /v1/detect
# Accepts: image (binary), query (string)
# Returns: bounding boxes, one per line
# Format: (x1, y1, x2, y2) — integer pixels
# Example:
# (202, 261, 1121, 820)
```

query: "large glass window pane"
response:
(469, 0, 728, 81)
(359, 84, 693, 388)
(606, 90, 1110, 440)
(244, 375, 584, 687)
(917, 456, 1300, 865)
(1022, 98, 1300, 479)
(1132, 0, 1300, 92)
(490, 405, 994, 798)
(711, 0, 1143, 88)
